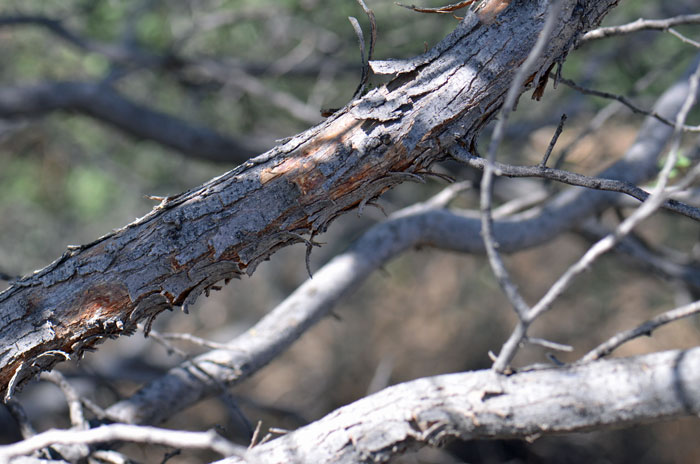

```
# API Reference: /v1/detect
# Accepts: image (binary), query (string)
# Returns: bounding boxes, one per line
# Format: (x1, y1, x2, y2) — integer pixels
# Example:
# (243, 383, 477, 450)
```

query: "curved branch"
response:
(582, 301, 700, 362)
(0, 424, 244, 461)
(0, 81, 263, 163)
(215, 348, 700, 463)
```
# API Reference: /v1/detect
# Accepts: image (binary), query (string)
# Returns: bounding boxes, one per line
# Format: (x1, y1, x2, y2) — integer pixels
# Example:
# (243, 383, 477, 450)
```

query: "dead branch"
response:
(215, 348, 700, 464)
(582, 13, 700, 41)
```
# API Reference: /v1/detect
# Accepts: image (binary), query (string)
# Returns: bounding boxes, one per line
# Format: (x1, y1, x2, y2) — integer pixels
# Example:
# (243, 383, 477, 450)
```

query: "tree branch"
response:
(577, 220, 700, 293)
(581, 13, 700, 41)
(450, 148, 700, 221)
(0, 424, 244, 462)
(0, 81, 263, 164)
(558, 76, 700, 132)
(215, 348, 700, 463)
(583, 301, 700, 362)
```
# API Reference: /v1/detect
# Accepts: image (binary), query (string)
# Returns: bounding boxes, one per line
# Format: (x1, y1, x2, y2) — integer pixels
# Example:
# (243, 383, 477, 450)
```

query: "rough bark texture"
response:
(214, 348, 700, 464)
(0, 0, 618, 397)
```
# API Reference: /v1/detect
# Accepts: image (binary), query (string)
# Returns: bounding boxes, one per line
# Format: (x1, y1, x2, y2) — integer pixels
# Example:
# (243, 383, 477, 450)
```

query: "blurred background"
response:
(0, 0, 699, 462)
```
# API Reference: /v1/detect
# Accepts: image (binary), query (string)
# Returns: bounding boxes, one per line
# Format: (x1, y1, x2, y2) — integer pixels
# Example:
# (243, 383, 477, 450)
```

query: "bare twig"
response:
(581, 14, 700, 41)
(540, 113, 567, 167)
(350, 0, 377, 99)
(482, 1, 563, 370)
(248, 421, 263, 449)
(526, 60, 700, 331)
(559, 77, 700, 132)
(40, 371, 88, 430)
(0, 424, 244, 461)
(154, 332, 244, 352)
(577, 220, 700, 293)
(582, 300, 700, 362)
(450, 146, 700, 221)
(668, 28, 700, 49)
(491, 57, 700, 372)
(526, 337, 573, 352)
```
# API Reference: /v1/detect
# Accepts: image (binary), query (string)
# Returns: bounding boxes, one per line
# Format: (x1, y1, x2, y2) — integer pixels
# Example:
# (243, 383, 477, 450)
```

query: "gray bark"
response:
(0, 0, 618, 398)
(214, 348, 700, 464)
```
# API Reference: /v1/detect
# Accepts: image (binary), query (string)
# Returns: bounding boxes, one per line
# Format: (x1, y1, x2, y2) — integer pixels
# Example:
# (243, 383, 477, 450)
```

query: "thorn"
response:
(367, 200, 388, 217)
(144, 315, 156, 337)
(305, 241, 314, 279)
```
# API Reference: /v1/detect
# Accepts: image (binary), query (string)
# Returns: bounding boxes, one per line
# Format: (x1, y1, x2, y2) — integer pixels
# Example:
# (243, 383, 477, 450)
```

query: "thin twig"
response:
(559, 77, 700, 132)
(582, 300, 700, 362)
(450, 146, 700, 221)
(155, 332, 245, 352)
(527, 60, 700, 325)
(350, 0, 377, 99)
(581, 14, 700, 41)
(576, 220, 700, 293)
(479, 0, 561, 371)
(493, 190, 549, 218)
(481, 2, 563, 319)
(0, 424, 244, 461)
(526, 337, 573, 352)
(41, 371, 88, 430)
(249, 421, 263, 449)
(540, 113, 567, 167)
(492, 51, 700, 373)
(668, 28, 700, 49)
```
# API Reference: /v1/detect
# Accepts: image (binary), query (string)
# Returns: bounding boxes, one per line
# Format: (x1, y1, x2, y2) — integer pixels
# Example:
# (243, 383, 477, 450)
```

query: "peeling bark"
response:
(0, 0, 619, 397)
